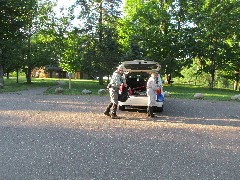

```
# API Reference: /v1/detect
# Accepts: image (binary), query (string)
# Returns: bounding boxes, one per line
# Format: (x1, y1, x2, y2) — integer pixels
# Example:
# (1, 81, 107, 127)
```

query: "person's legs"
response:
(147, 106, 151, 117)
(149, 106, 155, 118)
(106, 89, 120, 119)
(104, 102, 113, 116)
(111, 103, 120, 119)
(111, 90, 120, 119)
(147, 93, 156, 118)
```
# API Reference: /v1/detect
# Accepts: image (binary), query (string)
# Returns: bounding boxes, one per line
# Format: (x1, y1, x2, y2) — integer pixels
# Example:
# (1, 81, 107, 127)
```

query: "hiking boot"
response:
(103, 111, 111, 117)
(111, 114, 120, 119)
(148, 106, 155, 118)
(150, 114, 157, 118)
(104, 103, 113, 117)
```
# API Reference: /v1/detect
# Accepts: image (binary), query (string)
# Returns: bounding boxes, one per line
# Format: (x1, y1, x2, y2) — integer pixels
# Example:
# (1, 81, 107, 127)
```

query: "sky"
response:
(54, 0, 125, 26)
(55, 0, 125, 13)
(53, 0, 80, 26)
(56, 0, 75, 8)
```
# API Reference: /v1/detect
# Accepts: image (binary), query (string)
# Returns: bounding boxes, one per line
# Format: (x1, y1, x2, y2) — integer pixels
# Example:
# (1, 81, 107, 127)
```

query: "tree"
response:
(0, 0, 31, 86)
(119, 0, 184, 80)
(22, 0, 58, 83)
(186, 0, 240, 89)
(72, 0, 123, 84)
(0, 0, 57, 85)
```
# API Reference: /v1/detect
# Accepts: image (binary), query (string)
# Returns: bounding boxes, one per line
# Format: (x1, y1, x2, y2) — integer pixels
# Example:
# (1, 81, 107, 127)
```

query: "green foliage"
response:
(1, 0, 240, 91)
(119, 0, 188, 78)
(9, 70, 26, 77)
(0, 0, 59, 84)
(67, 0, 123, 85)
(119, 0, 240, 89)
(184, 0, 240, 88)
(175, 64, 207, 86)
(174, 60, 233, 89)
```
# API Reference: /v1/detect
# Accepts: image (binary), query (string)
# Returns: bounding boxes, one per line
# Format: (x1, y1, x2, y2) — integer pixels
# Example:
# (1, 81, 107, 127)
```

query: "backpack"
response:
(118, 85, 129, 102)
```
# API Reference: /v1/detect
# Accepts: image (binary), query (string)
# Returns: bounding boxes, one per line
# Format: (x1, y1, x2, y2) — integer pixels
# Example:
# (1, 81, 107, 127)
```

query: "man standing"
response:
(146, 70, 161, 118)
(104, 65, 127, 119)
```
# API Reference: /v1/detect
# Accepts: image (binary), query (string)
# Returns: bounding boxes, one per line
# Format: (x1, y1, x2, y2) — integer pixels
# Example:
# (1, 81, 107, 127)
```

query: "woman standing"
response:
(146, 71, 161, 118)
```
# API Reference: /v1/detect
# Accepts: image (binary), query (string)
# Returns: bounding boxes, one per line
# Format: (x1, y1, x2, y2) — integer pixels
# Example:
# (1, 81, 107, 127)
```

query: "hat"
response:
(118, 64, 126, 71)
(151, 70, 158, 74)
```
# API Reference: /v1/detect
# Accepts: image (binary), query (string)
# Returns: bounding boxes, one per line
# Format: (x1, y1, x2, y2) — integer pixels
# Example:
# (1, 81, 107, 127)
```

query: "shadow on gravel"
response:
(122, 108, 240, 128)
(184, 118, 240, 127)
(124, 116, 240, 128)
(154, 117, 240, 128)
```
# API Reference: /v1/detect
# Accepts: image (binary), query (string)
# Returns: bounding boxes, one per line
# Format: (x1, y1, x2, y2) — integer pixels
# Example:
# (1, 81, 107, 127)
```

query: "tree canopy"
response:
(0, 0, 239, 89)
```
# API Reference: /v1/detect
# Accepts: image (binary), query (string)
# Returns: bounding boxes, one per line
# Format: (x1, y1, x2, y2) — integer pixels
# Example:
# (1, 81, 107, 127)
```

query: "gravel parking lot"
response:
(0, 88, 239, 179)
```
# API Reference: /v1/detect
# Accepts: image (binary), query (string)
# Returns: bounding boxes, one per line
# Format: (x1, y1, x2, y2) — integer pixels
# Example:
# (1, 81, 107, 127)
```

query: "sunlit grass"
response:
(0, 77, 57, 92)
(45, 79, 107, 95)
(1, 77, 239, 101)
(164, 83, 239, 101)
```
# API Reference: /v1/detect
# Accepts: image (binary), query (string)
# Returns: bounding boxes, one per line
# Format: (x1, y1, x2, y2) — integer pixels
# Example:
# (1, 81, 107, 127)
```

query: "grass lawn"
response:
(0, 77, 58, 92)
(163, 83, 240, 101)
(0, 76, 106, 95)
(1, 76, 239, 101)
(45, 78, 107, 95)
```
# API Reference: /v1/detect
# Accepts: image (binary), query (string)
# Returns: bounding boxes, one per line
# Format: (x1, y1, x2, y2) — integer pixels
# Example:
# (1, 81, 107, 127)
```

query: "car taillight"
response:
(129, 88, 132, 95)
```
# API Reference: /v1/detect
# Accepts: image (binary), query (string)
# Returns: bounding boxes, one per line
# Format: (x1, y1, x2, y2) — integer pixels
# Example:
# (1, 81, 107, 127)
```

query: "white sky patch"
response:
(53, 0, 125, 27)
(53, 0, 80, 26)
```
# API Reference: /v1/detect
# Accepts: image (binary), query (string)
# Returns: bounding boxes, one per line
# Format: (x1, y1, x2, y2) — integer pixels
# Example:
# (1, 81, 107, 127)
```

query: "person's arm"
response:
(111, 72, 122, 88)
(122, 74, 127, 87)
(151, 78, 160, 91)
(157, 74, 162, 86)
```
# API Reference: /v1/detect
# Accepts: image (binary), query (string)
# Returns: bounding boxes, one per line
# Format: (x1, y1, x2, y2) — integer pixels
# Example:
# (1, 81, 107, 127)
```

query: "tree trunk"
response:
(98, 75, 103, 85)
(26, 13, 32, 84)
(6, 72, 9, 79)
(26, 67, 32, 84)
(0, 65, 4, 88)
(98, 2, 103, 46)
(16, 68, 19, 83)
(233, 80, 238, 91)
(98, 2, 105, 84)
(234, 69, 239, 91)
(209, 62, 215, 90)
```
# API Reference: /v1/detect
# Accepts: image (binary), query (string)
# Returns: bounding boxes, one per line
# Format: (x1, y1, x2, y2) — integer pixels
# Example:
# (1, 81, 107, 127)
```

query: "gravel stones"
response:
(0, 89, 239, 179)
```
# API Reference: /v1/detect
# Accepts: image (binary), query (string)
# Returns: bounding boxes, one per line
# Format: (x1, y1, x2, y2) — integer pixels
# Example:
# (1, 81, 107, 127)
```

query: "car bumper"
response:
(119, 95, 163, 107)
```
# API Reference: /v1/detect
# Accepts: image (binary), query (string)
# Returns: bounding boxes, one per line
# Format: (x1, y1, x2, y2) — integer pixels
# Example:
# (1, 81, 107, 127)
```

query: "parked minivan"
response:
(118, 60, 164, 112)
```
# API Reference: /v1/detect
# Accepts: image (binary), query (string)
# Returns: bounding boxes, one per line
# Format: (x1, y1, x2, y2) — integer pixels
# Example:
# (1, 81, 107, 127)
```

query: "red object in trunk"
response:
(119, 84, 123, 94)
(129, 88, 132, 95)
(156, 89, 161, 94)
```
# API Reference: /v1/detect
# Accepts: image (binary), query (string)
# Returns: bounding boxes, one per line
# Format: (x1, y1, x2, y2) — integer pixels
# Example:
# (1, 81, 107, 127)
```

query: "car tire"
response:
(119, 105, 126, 111)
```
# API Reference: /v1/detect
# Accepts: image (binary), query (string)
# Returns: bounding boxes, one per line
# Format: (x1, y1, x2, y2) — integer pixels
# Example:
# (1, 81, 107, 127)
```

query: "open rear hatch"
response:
(122, 60, 160, 72)
(121, 60, 160, 96)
